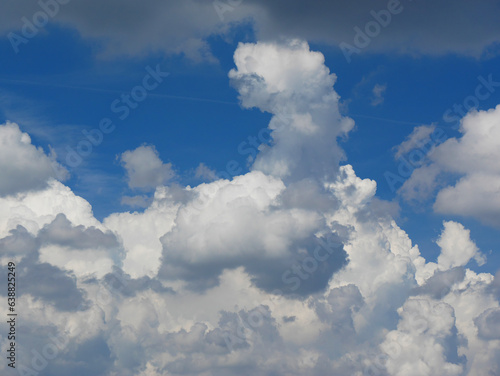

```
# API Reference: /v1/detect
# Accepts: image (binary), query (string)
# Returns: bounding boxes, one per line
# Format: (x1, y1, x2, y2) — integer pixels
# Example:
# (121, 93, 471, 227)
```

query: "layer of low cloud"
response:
(2, 1, 500, 59)
(0, 40, 499, 375)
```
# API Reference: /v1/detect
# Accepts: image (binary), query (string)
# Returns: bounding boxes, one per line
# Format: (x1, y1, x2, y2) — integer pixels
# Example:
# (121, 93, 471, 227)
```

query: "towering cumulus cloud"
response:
(0, 41, 499, 375)
(229, 40, 354, 181)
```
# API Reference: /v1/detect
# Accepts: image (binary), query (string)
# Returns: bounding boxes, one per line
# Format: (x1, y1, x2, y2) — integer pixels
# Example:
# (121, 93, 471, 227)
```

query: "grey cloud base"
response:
(2, 0, 500, 59)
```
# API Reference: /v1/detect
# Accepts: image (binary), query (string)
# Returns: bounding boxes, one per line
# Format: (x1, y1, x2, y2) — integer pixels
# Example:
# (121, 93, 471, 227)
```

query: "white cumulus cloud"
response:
(0, 121, 67, 197)
(399, 105, 500, 228)
(0, 40, 499, 376)
(120, 144, 175, 190)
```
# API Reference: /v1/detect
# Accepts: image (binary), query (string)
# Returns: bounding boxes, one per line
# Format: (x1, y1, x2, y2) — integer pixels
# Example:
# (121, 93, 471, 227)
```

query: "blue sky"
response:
(1, 1, 500, 375)
(1, 22, 498, 271)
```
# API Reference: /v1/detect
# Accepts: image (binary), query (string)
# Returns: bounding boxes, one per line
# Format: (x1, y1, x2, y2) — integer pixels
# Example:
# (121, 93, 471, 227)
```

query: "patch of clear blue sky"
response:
(0, 23, 498, 273)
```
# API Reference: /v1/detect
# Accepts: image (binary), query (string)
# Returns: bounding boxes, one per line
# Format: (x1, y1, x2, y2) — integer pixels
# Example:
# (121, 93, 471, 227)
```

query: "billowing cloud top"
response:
(0, 122, 67, 197)
(399, 104, 500, 228)
(229, 40, 353, 181)
(0, 40, 499, 376)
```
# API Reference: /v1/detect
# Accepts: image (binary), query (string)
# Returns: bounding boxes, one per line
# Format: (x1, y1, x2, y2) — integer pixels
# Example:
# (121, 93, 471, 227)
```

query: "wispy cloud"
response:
(371, 83, 387, 106)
